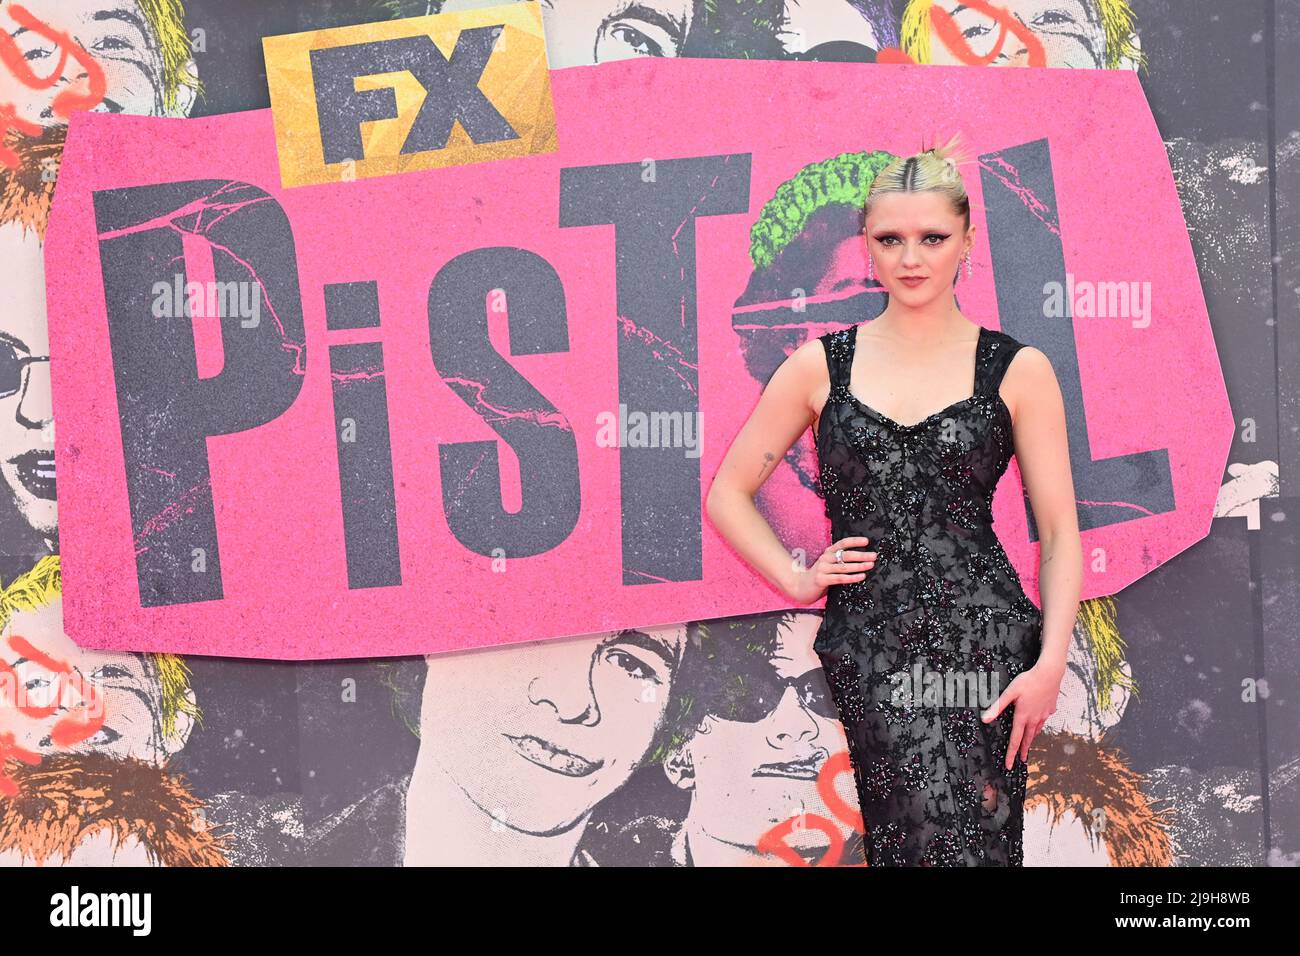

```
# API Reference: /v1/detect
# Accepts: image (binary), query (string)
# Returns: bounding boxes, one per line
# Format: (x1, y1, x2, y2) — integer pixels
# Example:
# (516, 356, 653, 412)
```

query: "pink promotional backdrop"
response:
(44, 59, 1225, 660)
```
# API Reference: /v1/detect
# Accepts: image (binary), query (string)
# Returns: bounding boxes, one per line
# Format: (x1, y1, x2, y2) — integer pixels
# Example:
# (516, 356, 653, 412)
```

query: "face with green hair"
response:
(922, 0, 1138, 70)
(0, 0, 197, 125)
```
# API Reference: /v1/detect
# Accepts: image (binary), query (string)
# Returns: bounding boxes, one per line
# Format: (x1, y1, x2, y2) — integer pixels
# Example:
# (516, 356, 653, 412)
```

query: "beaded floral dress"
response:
(812, 322, 1043, 867)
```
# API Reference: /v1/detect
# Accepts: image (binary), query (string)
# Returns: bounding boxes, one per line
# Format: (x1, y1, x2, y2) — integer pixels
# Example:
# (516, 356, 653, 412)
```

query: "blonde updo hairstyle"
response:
(864, 132, 973, 233)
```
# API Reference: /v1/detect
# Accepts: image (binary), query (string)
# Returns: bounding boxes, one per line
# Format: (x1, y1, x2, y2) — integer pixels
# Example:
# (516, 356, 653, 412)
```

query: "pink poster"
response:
(43, 58, 1225, 660)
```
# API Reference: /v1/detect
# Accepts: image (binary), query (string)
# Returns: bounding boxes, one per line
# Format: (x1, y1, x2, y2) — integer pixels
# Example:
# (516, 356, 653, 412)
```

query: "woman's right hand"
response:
(787, 536, 876, 603)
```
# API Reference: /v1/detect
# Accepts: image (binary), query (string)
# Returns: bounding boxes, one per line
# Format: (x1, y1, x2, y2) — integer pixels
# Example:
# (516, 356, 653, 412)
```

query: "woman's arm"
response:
(1004, 345, 1082, 676)
(705, 339, 872, 603)
(983, 345, 1083, 766)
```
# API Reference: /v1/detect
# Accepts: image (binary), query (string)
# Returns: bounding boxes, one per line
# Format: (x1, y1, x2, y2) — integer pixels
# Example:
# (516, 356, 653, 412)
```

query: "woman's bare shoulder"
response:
(1001, 345, 1057, 423)
(1005, 344, 1054, 381)
(788, 334, 833, 398)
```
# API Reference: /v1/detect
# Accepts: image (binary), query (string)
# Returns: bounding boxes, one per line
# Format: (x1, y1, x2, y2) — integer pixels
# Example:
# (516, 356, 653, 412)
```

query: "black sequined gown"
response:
(812, 323, 1043, 867)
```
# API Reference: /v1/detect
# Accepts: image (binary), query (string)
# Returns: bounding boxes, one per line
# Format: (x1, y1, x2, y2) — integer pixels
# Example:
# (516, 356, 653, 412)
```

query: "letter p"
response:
(92, 180, 306, 606)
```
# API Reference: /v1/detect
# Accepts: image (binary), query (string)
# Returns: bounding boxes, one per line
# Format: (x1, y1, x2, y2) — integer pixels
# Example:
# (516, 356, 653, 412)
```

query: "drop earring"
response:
(966, 254, 972, 278)
(867, 255, 873, 281)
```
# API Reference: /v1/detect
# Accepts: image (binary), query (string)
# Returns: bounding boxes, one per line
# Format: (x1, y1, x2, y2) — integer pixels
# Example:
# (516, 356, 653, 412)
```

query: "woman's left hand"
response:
(981, 660, 1065, 769)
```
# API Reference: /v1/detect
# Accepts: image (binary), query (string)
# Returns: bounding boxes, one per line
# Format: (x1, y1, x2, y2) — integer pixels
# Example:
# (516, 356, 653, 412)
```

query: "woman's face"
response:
(0, 224, 56, 542)
(926, 0, 1109, 69)
(863, 190, 973, 305)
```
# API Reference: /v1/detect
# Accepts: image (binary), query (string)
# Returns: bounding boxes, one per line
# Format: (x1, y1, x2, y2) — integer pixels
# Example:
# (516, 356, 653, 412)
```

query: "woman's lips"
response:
(899, 276, 926, 286)
(8, 449, 56, 500)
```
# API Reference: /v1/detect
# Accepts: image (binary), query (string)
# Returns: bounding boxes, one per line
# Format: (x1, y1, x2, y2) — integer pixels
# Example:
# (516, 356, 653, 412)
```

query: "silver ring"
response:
(835, 548, 844, 564)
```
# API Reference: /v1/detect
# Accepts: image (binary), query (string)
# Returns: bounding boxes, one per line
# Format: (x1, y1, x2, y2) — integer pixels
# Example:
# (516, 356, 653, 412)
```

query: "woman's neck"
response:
(867, 303, 975, 345)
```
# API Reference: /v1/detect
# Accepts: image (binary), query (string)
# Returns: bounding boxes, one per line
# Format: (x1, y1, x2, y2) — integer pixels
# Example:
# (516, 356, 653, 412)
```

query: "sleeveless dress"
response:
(812, 322, 1043, 867)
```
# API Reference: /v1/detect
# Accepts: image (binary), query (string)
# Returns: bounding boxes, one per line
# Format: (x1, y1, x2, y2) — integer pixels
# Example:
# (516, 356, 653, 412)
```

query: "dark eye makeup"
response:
(872, 232, 952, 245)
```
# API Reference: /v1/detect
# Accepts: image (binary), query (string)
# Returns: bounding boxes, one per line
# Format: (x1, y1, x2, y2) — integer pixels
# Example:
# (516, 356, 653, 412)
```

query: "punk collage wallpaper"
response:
(0, 0, 1296, 871)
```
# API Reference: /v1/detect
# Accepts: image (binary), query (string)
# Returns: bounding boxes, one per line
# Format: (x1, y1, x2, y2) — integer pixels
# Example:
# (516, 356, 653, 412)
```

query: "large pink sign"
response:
(43, 59, 1227, 659)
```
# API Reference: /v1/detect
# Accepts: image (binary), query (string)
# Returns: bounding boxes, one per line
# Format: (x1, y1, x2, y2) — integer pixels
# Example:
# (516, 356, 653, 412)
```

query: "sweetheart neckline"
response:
(845, 392, 979, 430)
(814, 390, 1013, 450)
(845, 324, 986, 430)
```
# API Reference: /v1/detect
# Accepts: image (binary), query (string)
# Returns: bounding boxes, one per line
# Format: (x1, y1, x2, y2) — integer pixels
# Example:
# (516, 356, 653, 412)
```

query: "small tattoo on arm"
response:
(757, 451, 777, 478)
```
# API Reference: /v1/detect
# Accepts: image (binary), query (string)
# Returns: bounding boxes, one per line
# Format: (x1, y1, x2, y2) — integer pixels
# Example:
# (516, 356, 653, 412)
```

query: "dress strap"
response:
(818, 326, 856, 402)
(976, 328, 1027, 397)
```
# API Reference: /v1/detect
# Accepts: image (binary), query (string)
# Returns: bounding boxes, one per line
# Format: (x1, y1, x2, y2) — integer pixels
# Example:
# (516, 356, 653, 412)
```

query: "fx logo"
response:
(263, 3, 557, 187)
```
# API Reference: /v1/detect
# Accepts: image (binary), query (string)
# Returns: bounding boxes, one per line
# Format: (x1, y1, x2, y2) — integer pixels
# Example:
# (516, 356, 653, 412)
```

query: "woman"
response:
(706, 135, 1082, 866)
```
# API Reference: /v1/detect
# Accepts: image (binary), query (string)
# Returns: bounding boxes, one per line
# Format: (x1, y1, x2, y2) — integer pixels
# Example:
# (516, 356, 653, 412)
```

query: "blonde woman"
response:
(706, 135, 1081, 866)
